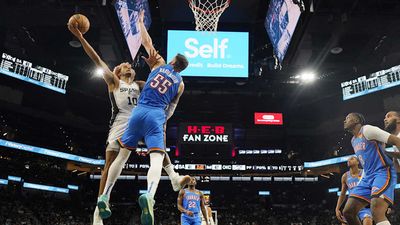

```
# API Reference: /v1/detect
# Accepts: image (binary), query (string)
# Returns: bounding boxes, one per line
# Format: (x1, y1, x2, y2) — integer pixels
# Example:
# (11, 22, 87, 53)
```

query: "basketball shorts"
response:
(358, 208, 372, 221)
(107, 115, 129, 144)
(118, 105, 166, 153)
(349, 167, 397, 205)
(181, 214, 201, 225)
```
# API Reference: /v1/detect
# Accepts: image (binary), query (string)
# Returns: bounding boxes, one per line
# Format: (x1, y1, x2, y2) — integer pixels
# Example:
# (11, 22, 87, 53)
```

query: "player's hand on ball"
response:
(67, 23, 82, 39)
(186, 210, 194, 217)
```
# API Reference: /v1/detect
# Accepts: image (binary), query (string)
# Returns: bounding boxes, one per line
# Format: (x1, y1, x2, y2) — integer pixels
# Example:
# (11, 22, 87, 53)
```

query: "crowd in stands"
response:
(3, 183, 400, 225)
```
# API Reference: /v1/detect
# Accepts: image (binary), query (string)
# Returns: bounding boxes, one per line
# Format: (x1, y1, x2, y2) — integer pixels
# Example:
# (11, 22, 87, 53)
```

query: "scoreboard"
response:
(0, 52, 69, 94)
(341, 65, 400, 100)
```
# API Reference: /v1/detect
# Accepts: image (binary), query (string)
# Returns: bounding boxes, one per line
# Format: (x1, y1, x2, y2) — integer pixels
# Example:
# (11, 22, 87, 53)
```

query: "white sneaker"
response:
(171, 174, 191, 192)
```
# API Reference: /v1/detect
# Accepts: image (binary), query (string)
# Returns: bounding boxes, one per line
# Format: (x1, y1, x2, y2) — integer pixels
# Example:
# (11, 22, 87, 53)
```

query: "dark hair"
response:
(173, 54, 189, 72)
(352, 112, 366, 125)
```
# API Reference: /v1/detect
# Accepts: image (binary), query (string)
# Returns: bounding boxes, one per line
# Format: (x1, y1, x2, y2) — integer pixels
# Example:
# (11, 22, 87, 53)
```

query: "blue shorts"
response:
(358, 208, 372, 221)
(181, 214, 201, 225)
(350, 167, 397, 205)
(118, 105, 166, 153)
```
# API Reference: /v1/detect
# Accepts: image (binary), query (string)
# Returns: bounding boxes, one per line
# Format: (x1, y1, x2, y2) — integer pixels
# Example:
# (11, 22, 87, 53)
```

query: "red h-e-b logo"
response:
(187, 125, 225, 134)
(254, 113, 283, 125)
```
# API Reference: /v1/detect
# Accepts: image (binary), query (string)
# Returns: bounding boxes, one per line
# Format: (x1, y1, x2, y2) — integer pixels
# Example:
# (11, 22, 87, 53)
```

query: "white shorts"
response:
(107, 118, 129, 144)
(106, 140, 120, 152)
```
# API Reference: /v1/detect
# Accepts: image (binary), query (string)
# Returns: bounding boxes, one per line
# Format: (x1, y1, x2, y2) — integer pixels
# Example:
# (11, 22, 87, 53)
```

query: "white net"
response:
(188, 0, 230, 32)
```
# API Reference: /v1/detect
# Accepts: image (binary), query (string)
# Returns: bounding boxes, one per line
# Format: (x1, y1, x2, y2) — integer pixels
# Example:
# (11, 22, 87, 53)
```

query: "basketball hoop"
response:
(188, 0, 230, 32)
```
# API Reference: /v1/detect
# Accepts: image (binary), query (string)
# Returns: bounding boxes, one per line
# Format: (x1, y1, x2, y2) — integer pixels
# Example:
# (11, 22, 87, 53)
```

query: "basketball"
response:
(68, 14, 90, 34)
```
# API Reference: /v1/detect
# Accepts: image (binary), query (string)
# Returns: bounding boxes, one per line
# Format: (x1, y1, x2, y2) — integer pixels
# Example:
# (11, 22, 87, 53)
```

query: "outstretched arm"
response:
(67, 22, 118, 90)
(166, 82, 184, 120)
(137, 10, 165, 70)
(362, 125, 400, 157)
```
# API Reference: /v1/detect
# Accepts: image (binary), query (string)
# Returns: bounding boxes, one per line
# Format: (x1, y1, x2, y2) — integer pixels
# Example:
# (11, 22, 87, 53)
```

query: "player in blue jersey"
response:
(99, 10, 189, 225)
(342, 113, 400, 225)
(336, 156, 372, 225)
(178, 178, 209, 225)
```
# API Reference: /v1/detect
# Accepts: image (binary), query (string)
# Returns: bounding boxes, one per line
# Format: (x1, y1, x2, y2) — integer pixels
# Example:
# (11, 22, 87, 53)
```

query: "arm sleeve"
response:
(362, 125, 391, 143)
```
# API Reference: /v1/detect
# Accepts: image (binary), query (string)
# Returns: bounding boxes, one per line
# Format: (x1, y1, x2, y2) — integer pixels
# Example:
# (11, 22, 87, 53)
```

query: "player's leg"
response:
(343, 197, 368, 225)
(93, 143, 118, 224)
(97, 110, 143, 219)
(370, 168, 396, 225)
(161, 124, 190, 191)
(138, 110, 168, 225)
(358, 208, 372, 225)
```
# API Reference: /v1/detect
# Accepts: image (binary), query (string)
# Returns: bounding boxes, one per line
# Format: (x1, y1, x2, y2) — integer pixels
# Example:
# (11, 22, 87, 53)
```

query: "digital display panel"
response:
(114, 0, 151, 60)
(0, 53, 69, 93)
(254, 112, 283, 125)
(178, 123, 233, 144)
(341, 65, 400, 100)
(265, 0, 301, 63)
(167, 30, 249, 78)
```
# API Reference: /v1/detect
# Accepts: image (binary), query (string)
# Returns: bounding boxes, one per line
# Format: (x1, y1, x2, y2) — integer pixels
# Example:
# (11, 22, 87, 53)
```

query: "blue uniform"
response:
(346, 170, 372, 221)
(350, 126, 397, 205)
(118, 64, 182, 152)
(181, 189, 202, 225)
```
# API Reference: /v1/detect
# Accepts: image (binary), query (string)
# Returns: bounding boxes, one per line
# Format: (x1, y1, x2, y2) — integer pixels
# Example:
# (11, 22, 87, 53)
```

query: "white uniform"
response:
(201, 206, 215, 225)
(107, 80, 140, 150)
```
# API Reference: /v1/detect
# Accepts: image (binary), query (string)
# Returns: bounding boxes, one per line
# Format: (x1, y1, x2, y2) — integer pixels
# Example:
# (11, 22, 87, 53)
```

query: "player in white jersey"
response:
(201, 195, 215, 225)
(68, 23, 190, 225)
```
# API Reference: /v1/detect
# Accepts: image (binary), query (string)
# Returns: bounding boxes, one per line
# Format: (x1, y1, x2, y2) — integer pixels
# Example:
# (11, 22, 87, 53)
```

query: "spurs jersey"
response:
(107, 80, 140, 143)
(346, 170, 363, 194)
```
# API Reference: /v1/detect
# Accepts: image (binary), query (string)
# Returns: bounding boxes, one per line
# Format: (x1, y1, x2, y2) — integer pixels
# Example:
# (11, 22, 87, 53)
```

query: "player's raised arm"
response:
(335, 173, 348, 224)
(137, 10, 165, 70)
(67, 23, 118, 90)
(362, 125, 400, 157)
(166, 82, 185, 120)
(200, 192, 209, 225)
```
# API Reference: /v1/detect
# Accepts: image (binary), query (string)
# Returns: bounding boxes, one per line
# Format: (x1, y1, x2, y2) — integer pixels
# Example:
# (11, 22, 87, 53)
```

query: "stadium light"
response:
(95, 68, 104, 77)
(299, 71, 316, 83)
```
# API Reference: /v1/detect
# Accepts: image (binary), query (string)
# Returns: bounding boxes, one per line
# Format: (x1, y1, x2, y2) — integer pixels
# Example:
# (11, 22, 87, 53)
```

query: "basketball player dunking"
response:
(100, 10, 190, 225)
(342, 113, 400, 225)
(67, 21, 190, 224)
(336, 156, 372, 225)
(178, 178, 209, 225)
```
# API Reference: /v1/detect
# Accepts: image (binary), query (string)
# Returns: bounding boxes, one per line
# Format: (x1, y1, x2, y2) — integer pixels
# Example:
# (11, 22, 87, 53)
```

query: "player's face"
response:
(188, 177, 197, 186)
(347, 156, 358, 167)
(120, 63, 135, 79)
(384, 111, 399, 133)
(344, 114, 357, 131)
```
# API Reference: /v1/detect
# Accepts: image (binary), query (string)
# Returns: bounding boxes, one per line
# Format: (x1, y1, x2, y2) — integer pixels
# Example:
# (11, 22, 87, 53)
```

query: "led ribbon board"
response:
(0, 139, 104, 165)
(0, 53, 68, 94)
(341, 65, 400, 100)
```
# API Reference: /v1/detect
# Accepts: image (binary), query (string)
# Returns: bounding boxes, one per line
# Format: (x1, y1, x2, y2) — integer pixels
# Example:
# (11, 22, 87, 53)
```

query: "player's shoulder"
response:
(341, 171, 348, 180)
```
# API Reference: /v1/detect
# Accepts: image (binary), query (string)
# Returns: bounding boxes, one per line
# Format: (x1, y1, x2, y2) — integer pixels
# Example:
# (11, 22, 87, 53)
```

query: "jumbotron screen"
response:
(167, 30, 249, 78)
